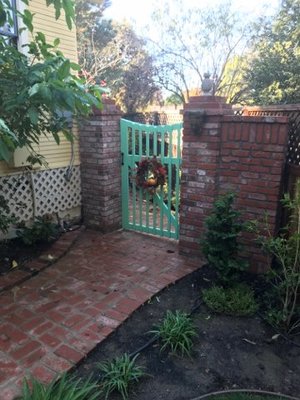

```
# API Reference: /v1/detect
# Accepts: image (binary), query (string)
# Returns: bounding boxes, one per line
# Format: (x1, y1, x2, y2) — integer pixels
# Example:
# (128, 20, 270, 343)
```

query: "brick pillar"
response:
(179, 96, 232, 257)
(79, 99, 122, 232)
(179, 95, 289, 273)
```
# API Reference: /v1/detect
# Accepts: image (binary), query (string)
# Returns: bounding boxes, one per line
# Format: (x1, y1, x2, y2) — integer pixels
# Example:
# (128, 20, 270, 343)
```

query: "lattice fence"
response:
(0, 166, 81, 223)
(241, 106, 300, 166)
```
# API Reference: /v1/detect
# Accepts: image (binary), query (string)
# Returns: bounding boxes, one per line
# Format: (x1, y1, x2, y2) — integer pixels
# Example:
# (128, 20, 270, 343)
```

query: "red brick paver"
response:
(0, 230, 200, 399)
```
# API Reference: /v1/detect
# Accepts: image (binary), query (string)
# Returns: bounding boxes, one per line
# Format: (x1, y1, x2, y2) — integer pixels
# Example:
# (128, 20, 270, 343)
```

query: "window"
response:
(0, 0, 18, 45)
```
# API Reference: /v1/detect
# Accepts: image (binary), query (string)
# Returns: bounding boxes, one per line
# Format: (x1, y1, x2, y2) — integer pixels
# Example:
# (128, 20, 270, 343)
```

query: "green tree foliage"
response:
(165, 94, 182, 106)
(76, 0, 158, 112)
(243, 0, 300, 105)
(217, 55, 249, 105)
(0, 0, 103, 164)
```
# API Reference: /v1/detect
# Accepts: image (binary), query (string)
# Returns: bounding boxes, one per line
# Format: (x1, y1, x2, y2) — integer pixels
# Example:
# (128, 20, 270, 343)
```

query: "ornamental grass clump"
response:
(98, 353, 145, 400)
(19, 373, 100, 400)
(152, 310, 198, 357)
(203, 284, 258, 316)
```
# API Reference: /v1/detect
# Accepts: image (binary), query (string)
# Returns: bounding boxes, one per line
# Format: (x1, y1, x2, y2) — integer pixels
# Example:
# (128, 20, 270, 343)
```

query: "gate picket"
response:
(121, 119, 182, 239)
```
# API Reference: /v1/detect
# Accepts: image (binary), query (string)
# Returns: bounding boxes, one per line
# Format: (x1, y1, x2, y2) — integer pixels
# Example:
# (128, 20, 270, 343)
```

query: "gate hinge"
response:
(121, 152, 124, 166)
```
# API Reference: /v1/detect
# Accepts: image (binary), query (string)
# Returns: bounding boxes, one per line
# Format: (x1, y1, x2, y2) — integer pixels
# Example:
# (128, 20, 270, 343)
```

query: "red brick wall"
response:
(79, 99, 122, 232)
(179, 96, 289, 272)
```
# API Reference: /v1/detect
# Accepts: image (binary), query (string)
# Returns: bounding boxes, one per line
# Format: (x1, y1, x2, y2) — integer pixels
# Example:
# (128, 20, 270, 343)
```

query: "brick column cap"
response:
(184, 95, 234, 115)
(93, 98, 122, 116)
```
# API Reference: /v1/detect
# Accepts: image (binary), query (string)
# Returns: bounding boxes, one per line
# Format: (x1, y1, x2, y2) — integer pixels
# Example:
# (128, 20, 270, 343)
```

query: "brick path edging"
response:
(0, 230, 200, 400)
(0, 228, 83, 294)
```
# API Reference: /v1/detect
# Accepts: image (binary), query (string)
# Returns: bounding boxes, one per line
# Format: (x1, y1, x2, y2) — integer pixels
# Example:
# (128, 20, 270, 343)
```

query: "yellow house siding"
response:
(29, 0, 78, 62)
(0, 0, 80, 176)
(37, 125, 80, 168)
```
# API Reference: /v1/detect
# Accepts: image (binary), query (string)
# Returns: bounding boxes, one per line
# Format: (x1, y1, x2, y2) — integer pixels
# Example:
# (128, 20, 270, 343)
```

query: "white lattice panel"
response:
(33, 167, 81, 217)
(0, 166, 81, 223)
(0, 174, 33, 221)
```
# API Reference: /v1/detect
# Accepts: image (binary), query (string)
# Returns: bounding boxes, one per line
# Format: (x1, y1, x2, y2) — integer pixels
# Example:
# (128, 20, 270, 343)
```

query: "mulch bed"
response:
(74, 266, 300, 400)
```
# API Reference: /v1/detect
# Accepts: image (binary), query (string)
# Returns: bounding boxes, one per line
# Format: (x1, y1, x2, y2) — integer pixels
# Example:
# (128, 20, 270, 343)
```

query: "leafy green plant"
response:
(203, 285, 258, 316)
(19, 373, 100, 400)
(0, 0, 103, 164)
(98, 353, 145, 400)
(151, 310, 197, 356)
(201, 192, 248, 283)
(17, 216, 59, 245)
(251, 181, 300, 333)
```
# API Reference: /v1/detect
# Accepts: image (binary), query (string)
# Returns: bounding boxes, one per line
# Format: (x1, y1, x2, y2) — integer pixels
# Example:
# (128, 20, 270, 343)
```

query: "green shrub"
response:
(17, 216, 59, 245)
(19, 373, 100, 400)
(151, 310, 198, 356)
(203, 285, 258, 316)
(250, 181, 300, 333)
(201, 192, 248, 283)
(98, 353, 145, 400)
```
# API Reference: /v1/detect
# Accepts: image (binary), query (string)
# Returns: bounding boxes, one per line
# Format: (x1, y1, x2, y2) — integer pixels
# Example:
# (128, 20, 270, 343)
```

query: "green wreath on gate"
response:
(135, 156, 166, 191)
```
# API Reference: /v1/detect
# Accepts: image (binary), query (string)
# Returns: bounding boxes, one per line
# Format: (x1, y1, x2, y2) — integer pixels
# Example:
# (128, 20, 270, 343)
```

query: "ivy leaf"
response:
(57, 59, 70, 80)
(0, 139, 12, 161)
(27, 108, 39, 125)
(38, 85, 52, 102)
(53, 0, 62, 20)
(36, 31, 46, 44)
(62, 91, 75, 109)
(62, 0, 75, 29)
(0, 118, 17, 142)
(22, 10, 34, 33)
(53, 38, 60, 47)
(0, 9, 6, 26)
(62, 129, 73, 142)
(70, 62, 81, 71)
(52, 131, 60, 145)
(28, 83, 41, 97)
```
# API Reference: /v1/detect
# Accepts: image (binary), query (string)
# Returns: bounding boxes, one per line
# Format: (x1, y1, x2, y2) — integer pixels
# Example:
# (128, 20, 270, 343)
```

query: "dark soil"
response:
(0, 237, 56, 276)
(75, 266, 300, 400)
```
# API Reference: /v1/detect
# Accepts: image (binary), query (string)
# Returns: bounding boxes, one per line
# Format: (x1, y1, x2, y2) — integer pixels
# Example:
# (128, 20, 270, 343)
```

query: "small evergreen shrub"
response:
(203, 285, 258, 316)
(201, 192, 248, 283)
(98, 353, 145, 400)
(151, 310, 198, 356)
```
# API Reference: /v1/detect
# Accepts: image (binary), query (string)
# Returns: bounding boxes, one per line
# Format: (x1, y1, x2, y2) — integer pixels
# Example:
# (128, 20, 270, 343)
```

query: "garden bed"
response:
(74, 266, 300, 400)
(0, 227, 82, 294)
(0, 237, 54, 276)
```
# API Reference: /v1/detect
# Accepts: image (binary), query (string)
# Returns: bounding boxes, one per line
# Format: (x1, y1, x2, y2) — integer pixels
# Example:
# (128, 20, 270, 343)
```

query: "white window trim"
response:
(16, 0, 29, 55)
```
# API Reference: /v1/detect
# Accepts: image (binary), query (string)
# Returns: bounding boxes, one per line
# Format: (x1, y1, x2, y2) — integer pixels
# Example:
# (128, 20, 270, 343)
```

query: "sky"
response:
(104, 0, 281, 32)
(103, 0, 281, 93)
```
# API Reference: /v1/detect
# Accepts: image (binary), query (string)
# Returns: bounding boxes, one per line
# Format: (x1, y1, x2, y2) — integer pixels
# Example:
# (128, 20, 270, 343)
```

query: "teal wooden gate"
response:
(121, 119, 183, 239)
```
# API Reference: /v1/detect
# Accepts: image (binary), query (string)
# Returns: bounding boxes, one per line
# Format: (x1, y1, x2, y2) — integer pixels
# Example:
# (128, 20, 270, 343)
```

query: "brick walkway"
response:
(0, 229, 199, 400)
